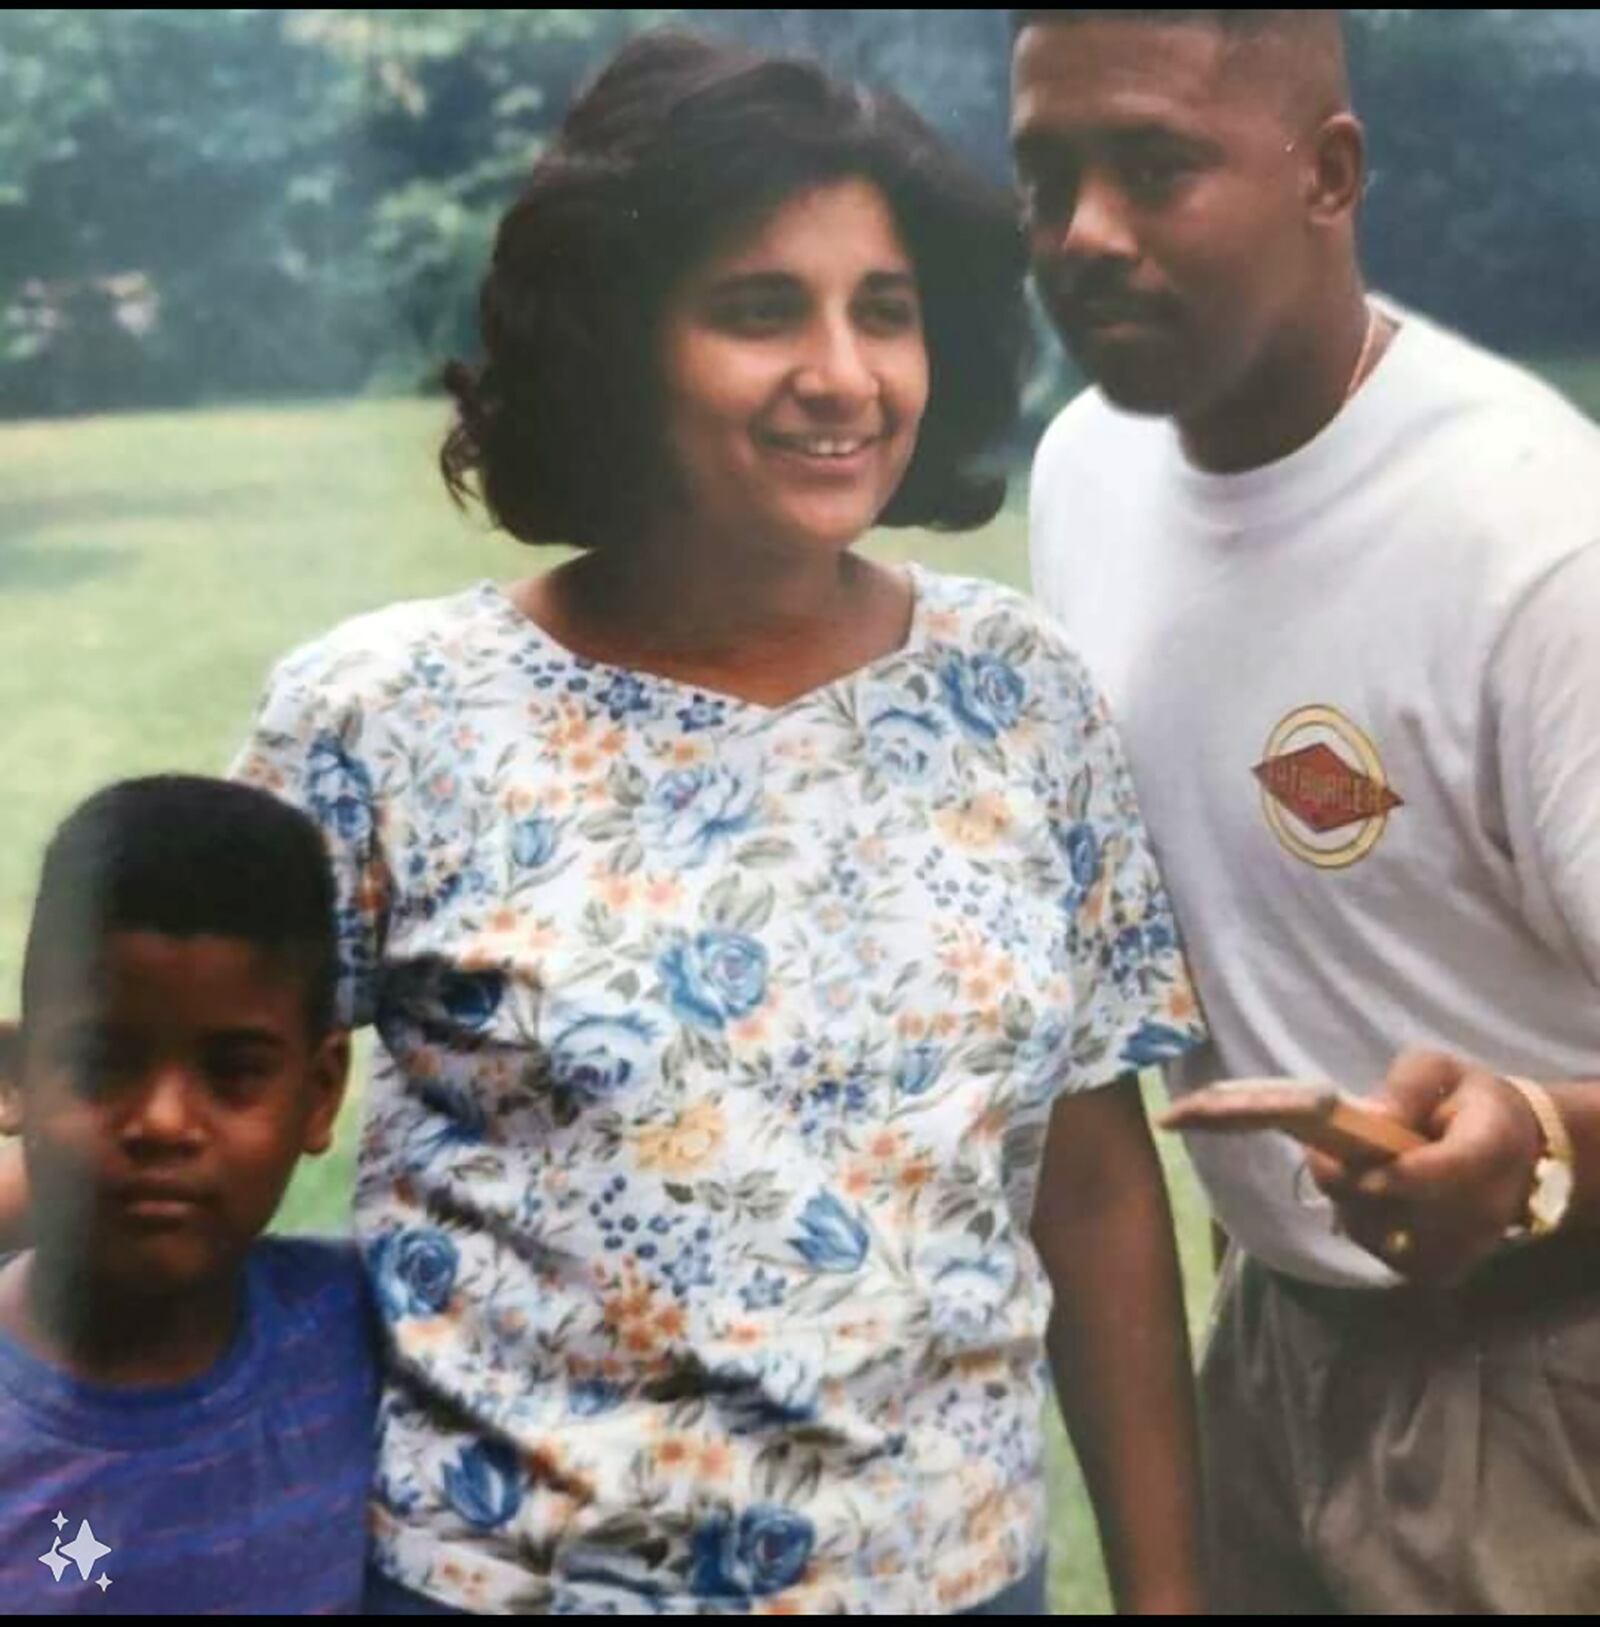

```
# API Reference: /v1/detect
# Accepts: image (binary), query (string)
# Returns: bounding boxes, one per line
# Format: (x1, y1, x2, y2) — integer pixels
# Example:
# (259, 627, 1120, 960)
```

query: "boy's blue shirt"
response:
(0, 1236, 377, 1614)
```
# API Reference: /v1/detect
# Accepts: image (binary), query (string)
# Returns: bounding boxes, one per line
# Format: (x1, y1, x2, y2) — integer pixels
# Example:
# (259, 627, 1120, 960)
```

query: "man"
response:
(1014, 9, 1600, 1612)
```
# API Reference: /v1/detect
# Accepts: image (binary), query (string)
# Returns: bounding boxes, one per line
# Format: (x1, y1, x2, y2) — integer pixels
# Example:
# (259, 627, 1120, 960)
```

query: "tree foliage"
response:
(2, 9, 1596, 416)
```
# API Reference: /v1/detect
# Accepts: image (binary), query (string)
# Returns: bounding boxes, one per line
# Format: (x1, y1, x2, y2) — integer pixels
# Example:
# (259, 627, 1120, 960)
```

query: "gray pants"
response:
(1200, 1240, 1600, 1613)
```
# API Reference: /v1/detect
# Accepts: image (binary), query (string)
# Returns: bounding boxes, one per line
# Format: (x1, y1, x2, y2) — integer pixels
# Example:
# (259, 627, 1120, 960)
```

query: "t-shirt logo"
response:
(1252, 704, 1403, 869)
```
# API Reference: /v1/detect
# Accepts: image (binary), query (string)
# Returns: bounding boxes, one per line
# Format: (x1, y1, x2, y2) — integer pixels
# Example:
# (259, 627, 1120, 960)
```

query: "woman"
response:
(235, 33, 1206, 1615)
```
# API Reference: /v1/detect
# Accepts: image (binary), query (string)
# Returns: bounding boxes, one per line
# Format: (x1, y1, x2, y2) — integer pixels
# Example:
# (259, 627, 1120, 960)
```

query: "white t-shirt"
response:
(1031, 307, 1600, 1287)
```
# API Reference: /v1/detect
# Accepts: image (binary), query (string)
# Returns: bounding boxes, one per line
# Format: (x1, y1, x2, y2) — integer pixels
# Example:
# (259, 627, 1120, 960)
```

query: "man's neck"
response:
(0, 1251, 244, 1388)
(1178, 284, 1386, 475)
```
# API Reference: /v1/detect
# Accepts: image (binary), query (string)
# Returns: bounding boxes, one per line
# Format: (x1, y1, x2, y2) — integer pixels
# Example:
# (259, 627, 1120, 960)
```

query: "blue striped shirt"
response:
(0, 1238, 377, 1614)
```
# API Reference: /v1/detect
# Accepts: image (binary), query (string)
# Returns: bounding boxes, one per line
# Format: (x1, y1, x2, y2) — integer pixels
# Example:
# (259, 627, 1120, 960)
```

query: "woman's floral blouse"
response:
(234, 565, 1204, 1614)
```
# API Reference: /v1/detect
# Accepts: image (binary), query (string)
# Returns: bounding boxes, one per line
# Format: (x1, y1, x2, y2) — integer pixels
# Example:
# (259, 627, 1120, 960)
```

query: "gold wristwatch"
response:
(1502, 1076, 1575, 1240)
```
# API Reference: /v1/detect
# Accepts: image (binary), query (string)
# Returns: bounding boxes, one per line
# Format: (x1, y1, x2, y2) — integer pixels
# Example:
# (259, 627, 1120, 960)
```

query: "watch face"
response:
(1530, 1157, 1575, 1231)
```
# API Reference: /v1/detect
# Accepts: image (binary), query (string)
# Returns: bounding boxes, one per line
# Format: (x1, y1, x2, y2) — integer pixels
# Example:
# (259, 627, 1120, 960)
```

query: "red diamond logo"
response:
(1253, 743, 1403, 835)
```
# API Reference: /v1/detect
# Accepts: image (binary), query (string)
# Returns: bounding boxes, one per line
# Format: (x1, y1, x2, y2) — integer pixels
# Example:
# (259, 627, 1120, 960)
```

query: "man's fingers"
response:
(1303, 1146, 1352, 1196)
(1335, 1197, 1420, 1275)
(1373, 1048, 1467, 1129)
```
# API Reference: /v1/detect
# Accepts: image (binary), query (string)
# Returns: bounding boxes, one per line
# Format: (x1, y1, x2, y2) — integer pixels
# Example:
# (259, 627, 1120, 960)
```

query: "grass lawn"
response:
(4, 361, 1594, 1610)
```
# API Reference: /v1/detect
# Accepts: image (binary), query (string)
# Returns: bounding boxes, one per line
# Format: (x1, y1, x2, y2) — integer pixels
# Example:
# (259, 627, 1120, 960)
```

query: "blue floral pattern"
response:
(789, 1191, 871, 1274)
(940, 651, 1028, 740)
(549, 1013, 656, 1108)
(864, 705, 947, 786)
(690, 1506, 815, 1599)
(510, 815, 558, 870)
(658, 931, 770, 1031)
(638, 764, 760, 868)
(372, 1228, 459, 1321)
(233, 566, 1204, 1615)
(441, 1440, 523, 1530)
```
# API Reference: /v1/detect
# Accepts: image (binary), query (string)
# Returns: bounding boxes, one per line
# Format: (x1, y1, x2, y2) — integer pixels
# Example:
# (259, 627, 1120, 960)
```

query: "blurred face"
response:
(657, 176, 930, 557)
(6, 931, 346, 1300)
(1012, 19, 1313, 418)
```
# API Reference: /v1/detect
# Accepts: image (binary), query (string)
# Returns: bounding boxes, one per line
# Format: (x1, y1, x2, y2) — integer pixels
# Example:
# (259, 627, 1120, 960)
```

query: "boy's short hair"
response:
(21, 776, 339, 1037)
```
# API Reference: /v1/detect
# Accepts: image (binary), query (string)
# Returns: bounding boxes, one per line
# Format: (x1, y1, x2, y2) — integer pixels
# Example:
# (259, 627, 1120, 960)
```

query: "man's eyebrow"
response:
(1013, 119, 1217, 157)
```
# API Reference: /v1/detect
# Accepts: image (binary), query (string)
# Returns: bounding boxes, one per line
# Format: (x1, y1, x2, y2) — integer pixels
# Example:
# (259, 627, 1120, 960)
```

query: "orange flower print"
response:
(729, 1010, 772, 1046)
(645, 873, 685, 913)
(897, 1158, 935, 1194)
(593, 870, 636, 912)
(698, 1441, 733, 1481)
(933, 793, 1012, 851)
(656, 1438, 692, 1471)
(634, 1101, 727, 1178)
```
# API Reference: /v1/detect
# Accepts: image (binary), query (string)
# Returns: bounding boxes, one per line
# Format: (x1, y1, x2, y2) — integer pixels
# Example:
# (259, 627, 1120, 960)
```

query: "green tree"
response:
(1350, 10, 1600, 348)
(3, 11, 1599, 417)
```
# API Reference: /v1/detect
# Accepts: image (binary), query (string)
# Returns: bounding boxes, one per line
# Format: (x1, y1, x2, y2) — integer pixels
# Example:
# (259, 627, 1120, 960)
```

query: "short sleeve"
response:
(1046, 655, 1207, 1091)
(1487, 539, 1600, 987)
(229, 651, 389, 1029)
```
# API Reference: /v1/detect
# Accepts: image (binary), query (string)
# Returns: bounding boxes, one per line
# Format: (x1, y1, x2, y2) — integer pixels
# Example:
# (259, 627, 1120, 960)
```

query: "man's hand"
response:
(1305, 1049, 1543, 1283)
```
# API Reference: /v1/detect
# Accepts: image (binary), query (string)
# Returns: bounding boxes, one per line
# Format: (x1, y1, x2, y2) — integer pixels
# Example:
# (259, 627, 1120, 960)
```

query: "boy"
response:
(0, 776, 376, 1613)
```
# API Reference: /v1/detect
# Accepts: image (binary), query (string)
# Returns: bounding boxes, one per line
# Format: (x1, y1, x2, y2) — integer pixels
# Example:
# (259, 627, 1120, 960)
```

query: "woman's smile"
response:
(659, 176, 930, 557)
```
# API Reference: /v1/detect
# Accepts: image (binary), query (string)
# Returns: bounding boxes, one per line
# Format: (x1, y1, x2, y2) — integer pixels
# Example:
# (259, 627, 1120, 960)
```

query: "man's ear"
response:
(1307, 111, 1367, 227)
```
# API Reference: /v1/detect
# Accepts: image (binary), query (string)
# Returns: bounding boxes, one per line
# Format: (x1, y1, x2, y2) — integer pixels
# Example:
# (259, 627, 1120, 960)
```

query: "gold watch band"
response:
(1503, 1075, 1573, 1166)
(1502, 1075, 1576, 1240)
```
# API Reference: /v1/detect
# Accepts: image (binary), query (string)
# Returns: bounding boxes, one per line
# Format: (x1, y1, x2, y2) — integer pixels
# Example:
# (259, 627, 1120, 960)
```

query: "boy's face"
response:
(3, 930, 347, 1297)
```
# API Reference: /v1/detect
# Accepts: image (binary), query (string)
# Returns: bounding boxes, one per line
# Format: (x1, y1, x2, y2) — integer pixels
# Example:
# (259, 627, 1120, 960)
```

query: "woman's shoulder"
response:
(263, 583, 507, 705)
(911, 566, 1104, 696)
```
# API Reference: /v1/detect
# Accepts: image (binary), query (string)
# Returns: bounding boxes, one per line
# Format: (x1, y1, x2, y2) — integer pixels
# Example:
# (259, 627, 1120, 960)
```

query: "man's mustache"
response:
(1037, 263, 1175, 325)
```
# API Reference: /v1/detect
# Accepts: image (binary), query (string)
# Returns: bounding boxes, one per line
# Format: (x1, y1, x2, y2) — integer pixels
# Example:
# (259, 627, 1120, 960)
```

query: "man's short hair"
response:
(1010, 11, 1350, 120)
(1011, 10, 1339, 41)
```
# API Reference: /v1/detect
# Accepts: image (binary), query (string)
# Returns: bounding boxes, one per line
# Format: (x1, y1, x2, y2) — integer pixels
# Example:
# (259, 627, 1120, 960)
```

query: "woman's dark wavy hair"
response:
(441, 32, 1028, 550)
